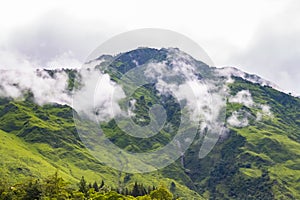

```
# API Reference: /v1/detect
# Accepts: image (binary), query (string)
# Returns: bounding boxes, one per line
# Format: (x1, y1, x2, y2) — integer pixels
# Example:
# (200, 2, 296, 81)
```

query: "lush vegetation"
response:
(0, 172, 175, 200)
(0, 48, 300, 199)
(184, 77, 300, 199)
(0, 97, 202, 199)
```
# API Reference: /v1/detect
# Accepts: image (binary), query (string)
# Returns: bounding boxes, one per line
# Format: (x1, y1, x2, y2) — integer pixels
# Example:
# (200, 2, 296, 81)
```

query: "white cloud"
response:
(226, 1, 300, 95)
(0, 10, 119, 69)
(227, 90, 273, 127)
(217, 67, 281, 91)
(0, 49, 39, 69)
(143, 49, 228, 159)
(227, 111, 249, 128)
(72, 69, 125, 122)
(0, 68, 71, 105)
(229, 90, 254, 107)
(45, 51, 82, 69)
(1, 1, 298, 94)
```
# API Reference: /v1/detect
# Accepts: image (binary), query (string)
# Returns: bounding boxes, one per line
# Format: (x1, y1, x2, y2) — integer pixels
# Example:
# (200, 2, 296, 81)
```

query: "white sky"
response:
(0, 0, 299, 94)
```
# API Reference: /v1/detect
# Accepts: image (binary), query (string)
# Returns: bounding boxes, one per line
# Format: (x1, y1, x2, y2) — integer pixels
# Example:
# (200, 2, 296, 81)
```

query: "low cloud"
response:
(72, 69, 125, 122)
(0, 65, 125, 123)
(227, 90, 273, 128)
(45, 51, 82, 69)
(145, 49, 227, 128)
(229, 90, 254, 107)
(0, 68, 71, 105)
(227, 111, 249, 128)
(217, 67, 281, 91)
(143, 49, 228, 158)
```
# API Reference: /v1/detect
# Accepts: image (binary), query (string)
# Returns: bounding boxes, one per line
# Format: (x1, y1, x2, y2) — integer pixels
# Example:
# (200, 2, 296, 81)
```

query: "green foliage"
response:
(130, 182, 148, 197)
(43, 171, 70, 199)
(109, 48, 167, 74)
(22, 179, 42, 200)
(93, 181, 99, 192)
(0, 173, 178, 200)
(64, 69, 81, 91)
(1, 48, 300, 199)
(0, 98, 201, 199)
(78, 176, 88, 197)
(150, 185, 173, 200)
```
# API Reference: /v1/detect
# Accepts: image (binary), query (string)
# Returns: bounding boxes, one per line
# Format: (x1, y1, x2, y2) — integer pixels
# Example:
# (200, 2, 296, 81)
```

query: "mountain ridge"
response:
(0, 47, 299, 199)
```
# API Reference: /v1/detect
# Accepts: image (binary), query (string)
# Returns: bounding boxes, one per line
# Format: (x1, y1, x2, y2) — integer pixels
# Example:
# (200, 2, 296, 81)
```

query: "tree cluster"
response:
(0, 172, 175, 200)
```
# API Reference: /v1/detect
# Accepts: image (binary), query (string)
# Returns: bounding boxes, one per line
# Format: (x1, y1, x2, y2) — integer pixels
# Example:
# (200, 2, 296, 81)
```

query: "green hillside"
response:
(184, 77, 300, 199)
(0, 48, 300, 199)
(0, 97, 203, 199)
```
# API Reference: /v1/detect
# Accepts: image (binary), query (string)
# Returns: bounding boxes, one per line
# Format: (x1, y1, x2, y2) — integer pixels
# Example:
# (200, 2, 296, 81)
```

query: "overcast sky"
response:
(0, 0, 299, 95)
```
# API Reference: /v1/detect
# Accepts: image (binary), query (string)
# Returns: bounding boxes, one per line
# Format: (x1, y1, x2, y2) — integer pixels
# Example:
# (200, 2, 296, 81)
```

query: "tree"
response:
(132, 181, 140, 197)
(170, 181, 176, 193)
(136, 195, 151, 200)
(150, 185, 173, 200)
(78, 176, 88, 197)
(100, 180, 105, 189)
(93, 181, 99, 192)
(124, 187, 129, 195)
(131, 182, 147, 197)
(22, 179, 42, 200)
(43, 172, 69, 199)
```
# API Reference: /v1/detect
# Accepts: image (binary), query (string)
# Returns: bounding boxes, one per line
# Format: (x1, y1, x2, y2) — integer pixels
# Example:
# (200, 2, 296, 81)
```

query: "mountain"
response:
(0, 47, 299, 199)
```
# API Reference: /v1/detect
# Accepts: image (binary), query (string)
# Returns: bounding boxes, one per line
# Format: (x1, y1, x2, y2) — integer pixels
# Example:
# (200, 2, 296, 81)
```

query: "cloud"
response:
(143, 48, 228, 158)
(45, 51, 82, 69)
(227, 90, 273, 127)
(0, 63, 126, 122)
(229, 90, 254, 107)
(0, 68, 71, 105)
(227, 111, 249, 128)
(144, 49, 226, 126)
(1, 10, 119, 69)
(217, 67, 281, 92)
(0, 10, 126, 112)
(229, 1, 300, 95)
(0, 49, 39, 69)
(72, 69, 125, 122)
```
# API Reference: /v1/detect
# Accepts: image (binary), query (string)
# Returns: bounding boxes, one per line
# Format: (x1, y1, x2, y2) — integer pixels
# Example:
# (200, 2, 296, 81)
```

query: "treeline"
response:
(112, 181, 157, 197)
(0, 172, 175, 200)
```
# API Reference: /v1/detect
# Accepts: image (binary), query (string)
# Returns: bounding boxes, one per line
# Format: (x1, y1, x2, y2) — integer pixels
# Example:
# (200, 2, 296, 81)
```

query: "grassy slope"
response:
(184, 77, 300, 199)
(229, 78, 300, 199)
(0, 129, 66, 182)
(97, 55, 300, 199)
(1, 47, 299, 199)
(0, 98, 203, 200)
